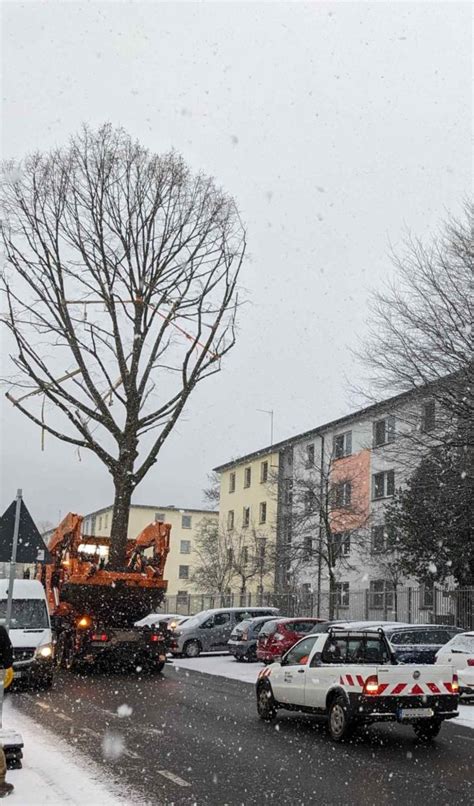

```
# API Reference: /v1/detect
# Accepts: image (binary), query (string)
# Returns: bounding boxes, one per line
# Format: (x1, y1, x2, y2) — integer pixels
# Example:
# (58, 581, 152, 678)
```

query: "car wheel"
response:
(183, 640, 201, 658)
(154, 660, 165, 673)
(413, 720, 442, 741)
(257, 683, 277, 721)
(328, 695, 353, 742)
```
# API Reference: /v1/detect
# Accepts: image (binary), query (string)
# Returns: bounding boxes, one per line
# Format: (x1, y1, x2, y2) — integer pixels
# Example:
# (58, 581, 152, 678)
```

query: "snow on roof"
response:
(0, 579, 45, 600)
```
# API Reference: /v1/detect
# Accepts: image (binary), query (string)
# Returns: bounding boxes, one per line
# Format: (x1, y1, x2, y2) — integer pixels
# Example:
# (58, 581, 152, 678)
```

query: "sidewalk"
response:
(2, 699, 132, 805)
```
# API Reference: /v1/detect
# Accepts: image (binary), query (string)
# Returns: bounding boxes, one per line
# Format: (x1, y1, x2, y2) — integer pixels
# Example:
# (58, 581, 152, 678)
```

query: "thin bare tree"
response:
(0, 125, 246, 568)
(190, 517, 235, 594)
(357, 204, 473, 447)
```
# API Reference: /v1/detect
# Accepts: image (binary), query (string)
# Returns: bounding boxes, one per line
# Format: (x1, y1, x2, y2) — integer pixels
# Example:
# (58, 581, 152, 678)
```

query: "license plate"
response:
(398, 708, 434, 720)
(13, 671, 23, 678)
(113, 630, 139, 643)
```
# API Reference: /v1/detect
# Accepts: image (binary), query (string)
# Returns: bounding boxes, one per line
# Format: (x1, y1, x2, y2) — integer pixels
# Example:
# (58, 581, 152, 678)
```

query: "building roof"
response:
(84, 503, 218, 518)
(212, 384, 433, 473)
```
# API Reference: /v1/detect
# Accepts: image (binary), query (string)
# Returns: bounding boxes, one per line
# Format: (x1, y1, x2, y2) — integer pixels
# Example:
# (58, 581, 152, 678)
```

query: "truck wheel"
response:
(328, 695, 353, 742)
(257, 684, 277, 721)
(183, 640, 201, 658)
(413, 720, 442, 741)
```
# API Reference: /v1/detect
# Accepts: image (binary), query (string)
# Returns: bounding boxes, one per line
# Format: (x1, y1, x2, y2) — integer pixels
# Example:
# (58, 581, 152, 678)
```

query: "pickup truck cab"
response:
(256, 629, 459, 742)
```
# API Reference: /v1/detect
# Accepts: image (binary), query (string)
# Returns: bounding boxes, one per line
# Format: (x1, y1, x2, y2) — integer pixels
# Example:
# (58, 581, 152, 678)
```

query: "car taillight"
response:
(452, 673, 459, 694)
(363, 675, 380, 696)
(150, 634, 162, 642)
(91, 633, 108, 642)
(467, 659, 474, 667)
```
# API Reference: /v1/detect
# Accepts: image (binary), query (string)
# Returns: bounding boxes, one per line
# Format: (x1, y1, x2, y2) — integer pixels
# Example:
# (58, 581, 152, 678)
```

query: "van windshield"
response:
(0, 599, 49, 629)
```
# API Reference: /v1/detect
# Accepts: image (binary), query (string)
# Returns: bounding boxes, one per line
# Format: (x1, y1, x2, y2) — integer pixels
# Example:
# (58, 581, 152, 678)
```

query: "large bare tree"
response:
(0, 125, 245, 568)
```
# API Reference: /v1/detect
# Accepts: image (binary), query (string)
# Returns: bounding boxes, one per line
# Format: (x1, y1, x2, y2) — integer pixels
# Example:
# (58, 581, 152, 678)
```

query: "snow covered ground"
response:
(2, 699, 132, 805)
(171, 654, 474, 729)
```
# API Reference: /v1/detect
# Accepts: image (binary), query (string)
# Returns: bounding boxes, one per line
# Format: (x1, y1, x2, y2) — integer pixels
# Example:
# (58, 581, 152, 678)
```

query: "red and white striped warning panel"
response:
(339, 674, 456, 695)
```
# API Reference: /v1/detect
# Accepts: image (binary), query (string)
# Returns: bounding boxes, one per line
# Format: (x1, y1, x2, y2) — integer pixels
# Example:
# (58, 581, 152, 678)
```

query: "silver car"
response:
(170, 607, 279, 657)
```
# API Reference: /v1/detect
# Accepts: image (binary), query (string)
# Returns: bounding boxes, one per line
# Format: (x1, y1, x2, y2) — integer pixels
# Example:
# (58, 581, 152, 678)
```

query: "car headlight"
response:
(35, 643, 53, 659)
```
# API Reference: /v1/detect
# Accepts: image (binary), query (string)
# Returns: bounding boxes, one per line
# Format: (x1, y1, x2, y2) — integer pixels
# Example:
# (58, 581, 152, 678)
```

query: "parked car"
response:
(256, 617, 325, 664)
(435, 631, 474, 698)
(228, 615, 283, 662)
(335, 621, 464, 664)
(0, 579, 54, 689)
(170, 607, 279, 658)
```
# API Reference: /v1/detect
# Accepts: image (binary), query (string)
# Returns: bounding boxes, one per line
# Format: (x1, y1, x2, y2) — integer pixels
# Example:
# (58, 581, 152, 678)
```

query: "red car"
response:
(256, 617, 325, 664)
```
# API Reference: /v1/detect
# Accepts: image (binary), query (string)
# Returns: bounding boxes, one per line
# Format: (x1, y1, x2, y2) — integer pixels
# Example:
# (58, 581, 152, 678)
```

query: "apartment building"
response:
(82, 504, 218, 597)
(214, 385, 442, 607)
(213, 450, 279, 594)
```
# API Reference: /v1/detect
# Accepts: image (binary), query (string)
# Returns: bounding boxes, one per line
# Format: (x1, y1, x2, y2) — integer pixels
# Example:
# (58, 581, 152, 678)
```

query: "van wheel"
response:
(257, 684, 277, 721)
(328, 695, 353, 742)
(413, 720, 441, 741)
(183, 640, 201, 658)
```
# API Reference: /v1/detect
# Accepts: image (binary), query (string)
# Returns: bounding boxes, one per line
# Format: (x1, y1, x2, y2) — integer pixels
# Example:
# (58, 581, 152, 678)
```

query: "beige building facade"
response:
(82, 504, 218, 597)
(214, 450, 279, 594)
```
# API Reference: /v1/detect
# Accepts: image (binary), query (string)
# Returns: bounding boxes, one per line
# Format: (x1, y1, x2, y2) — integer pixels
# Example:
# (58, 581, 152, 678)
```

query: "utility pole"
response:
(257, 409, 274, 446)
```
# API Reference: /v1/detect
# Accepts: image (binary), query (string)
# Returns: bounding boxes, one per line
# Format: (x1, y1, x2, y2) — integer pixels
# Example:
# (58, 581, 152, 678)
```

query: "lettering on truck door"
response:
(304, 635, 349, 709)
(271, 636, 318, 706)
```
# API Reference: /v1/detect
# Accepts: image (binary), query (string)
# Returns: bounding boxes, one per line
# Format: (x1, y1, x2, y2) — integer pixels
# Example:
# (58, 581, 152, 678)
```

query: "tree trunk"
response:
(328, 571, 336, 620)
(108, 475, 134, 570)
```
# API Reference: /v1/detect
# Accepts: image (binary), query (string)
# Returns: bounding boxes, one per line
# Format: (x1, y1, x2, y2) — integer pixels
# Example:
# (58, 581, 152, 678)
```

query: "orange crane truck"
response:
(37, 513, 171, 672)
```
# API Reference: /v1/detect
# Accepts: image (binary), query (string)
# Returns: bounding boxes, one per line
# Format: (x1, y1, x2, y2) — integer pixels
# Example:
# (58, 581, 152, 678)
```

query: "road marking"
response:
(454, 733, 474, 741)
(55, 712, 72, 722)
(157, 770, 191, 788)
(80, 727, 101, 738)
(124, 749, 141, 760)
(35, 702, 50, 711)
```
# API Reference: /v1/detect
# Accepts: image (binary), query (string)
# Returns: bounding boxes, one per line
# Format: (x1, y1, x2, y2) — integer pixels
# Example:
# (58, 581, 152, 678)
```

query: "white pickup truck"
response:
(256, 629, 459, 741)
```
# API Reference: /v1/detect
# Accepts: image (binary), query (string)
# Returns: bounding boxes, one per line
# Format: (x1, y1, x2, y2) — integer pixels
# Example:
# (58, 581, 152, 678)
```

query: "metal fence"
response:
(161, 587, 474, 630)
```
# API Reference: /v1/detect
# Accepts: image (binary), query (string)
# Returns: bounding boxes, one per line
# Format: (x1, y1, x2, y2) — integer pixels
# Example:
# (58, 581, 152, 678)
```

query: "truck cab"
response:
(0, 579, 54, 689)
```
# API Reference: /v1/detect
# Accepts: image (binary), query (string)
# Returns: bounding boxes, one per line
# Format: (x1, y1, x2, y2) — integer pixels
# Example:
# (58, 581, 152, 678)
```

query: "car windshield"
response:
(177, 615, 202, 630)
(0, 598, 49, 629)
(389, 629, 452, 645)
(446, 635, 474, 652)
(232, 620, 251, 633)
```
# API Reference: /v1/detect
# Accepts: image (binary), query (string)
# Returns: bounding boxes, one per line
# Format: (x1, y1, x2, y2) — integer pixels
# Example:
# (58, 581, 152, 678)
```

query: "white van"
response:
(0, 579, 54, 689)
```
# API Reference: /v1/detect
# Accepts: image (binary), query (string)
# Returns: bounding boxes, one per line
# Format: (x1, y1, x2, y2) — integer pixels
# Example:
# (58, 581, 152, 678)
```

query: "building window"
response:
(155, 512, 165, 523)
(178, 565, 189, 580)
(259, 502, 267, 524)
(284, 479, 293, 506)
(242, 507, 250, 528)
(421, 400, 436, 432)
(177, 590, 189, 604)
(104, 513, 108, 528)
(373, 416, 395, 447)
(180, 539, 191, 554)
(421, 584, 434, 609)
(306, 443, 315, 467)
(98, 516, 102, 530)
(304, 489, 316, 513)
(333, 481, 352, 508)
(372, 470, 395, 500)
(371, 525, 386, 553)
(303, 535, 312, 560)
(333, 532, 350, 558)
(333, 431, 352, 459)
(241, 546, 249, 565)
(181, 514, 192, 529)
(334, 582, 350, 607)
(244, 467, 252, 488)
(260, 461, 269, 483)
(369, 580, 394, 609)
(227, 547, 233, 563)
(227, 510, 235, 530)
(229, 472, 236, 493)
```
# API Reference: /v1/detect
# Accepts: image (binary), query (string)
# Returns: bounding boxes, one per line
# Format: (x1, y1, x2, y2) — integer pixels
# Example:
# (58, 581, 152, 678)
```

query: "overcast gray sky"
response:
(1, 1, 471, 526)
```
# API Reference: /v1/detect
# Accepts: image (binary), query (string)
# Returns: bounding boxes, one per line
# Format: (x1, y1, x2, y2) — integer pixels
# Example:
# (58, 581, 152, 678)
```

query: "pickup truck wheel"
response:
(413, 719, 442, 741)
(257, 684, 277, 721)
(183, 640, 201, 658)
(328, 695, 353, 742)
